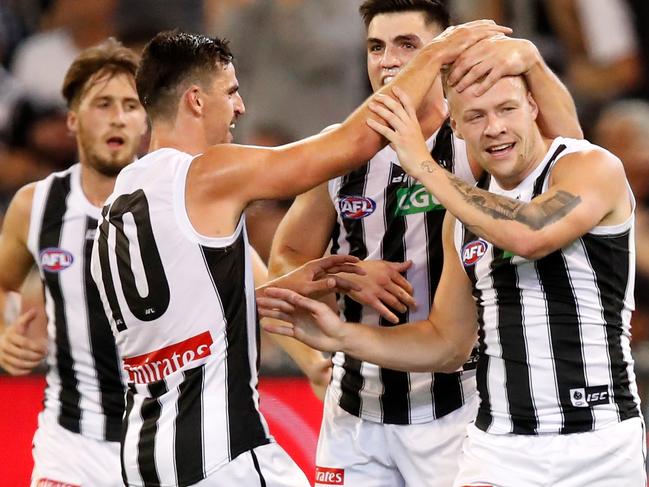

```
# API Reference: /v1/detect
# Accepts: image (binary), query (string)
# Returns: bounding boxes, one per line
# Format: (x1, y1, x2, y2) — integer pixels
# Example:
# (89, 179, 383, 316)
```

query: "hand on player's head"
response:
(447, 36, 537, 96)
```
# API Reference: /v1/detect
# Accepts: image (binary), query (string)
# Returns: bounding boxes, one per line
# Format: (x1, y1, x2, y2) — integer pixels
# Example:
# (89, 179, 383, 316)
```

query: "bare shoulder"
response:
(550, 147, 626, 188)
(6, 183, 36, 223)
(1, 182, 36, 245)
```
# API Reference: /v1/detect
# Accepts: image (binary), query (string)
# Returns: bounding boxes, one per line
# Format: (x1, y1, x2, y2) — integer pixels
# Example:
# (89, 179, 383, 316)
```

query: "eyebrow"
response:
(366, 34, 422, 46)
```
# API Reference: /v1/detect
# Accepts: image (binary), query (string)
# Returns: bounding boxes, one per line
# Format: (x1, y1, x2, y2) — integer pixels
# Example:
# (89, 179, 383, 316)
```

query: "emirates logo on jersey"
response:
(123, 331, 213, 384)
(462, 240, 488, 266)
(338, 196, 376, 219)
(36, 479, 80, 487)
(315, 467, 344, 485)
(39, 248, 74, 272)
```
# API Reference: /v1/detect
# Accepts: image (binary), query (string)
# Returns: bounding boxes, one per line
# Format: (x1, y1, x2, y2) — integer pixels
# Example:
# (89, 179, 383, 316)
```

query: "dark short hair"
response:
(359, 0, 450, 30)
(136, 31, 233, 121)
(62, 38, 140, 109)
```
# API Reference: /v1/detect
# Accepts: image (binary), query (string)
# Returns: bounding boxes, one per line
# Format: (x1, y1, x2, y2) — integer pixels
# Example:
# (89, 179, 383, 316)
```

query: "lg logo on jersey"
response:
(40, 248, 74, 272)
(569, 385, 611, 407)
(314, 467, 344, 485)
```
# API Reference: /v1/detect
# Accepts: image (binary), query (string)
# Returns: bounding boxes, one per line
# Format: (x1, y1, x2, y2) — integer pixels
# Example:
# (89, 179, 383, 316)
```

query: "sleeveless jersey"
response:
(27, 163, 125, 442)
(454, 137, 641, 435)
(91, 148, 271, 486)
(327, 120, 477, 425)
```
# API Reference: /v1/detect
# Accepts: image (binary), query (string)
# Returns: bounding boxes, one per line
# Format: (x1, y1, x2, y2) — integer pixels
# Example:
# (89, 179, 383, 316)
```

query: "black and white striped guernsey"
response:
(327, 120, 477, 424)
(91, 149, 271, 486)
(27, 163, 125, 442)
(454, 137, 641, 435)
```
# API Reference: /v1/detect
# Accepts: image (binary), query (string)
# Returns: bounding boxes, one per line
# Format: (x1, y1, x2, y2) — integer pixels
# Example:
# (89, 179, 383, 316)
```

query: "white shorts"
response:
(31, 414, 122, 487)
(454, 417, 647, 487)
(315, 387, 477, 487)
(194, 443, 310, 487)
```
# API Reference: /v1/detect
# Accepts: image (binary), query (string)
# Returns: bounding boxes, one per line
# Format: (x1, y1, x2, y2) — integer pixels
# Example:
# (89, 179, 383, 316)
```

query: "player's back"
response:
(91, 148, 271, 486)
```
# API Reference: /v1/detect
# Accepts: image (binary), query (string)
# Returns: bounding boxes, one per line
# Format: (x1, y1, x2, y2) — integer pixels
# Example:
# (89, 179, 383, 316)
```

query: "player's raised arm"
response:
(192, 21, 512, 208)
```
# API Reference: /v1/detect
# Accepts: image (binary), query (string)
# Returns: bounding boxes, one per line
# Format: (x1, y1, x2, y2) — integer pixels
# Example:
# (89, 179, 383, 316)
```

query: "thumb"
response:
(14, 308, 38, 335)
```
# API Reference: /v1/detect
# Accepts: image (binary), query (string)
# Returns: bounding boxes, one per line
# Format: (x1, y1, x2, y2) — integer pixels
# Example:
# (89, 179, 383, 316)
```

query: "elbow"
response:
(509, 231, 554, 261)
(437, 350, 470, 374)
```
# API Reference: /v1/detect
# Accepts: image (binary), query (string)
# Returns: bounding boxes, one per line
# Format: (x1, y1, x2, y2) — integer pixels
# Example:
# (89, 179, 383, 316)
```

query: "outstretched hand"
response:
(258, 287, 347, 353)
(340, 259, 416, 324)
(258, 254, 366, 300)
(0, 308, 47, 375)
(367, 86, 434, 178)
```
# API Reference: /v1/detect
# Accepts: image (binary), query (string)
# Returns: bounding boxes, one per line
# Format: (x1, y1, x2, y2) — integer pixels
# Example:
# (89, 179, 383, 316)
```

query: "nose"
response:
(234, 92, 245, 116)
(110, 104, 127, 127)
(484, 112, 506, 138)
(380, 45, 401, 70)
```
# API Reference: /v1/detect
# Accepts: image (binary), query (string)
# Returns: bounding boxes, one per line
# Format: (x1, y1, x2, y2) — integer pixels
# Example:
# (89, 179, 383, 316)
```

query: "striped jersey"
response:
(27, 163, 125, 442)
(91, 149, 271, 486)
(455, 137, 641, 435)
(327, 120, 477, 424)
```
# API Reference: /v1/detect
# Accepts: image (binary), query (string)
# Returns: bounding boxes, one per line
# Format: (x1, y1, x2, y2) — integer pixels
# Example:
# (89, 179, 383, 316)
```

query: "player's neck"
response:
(149, 119, 208, 156)
(79, 164, 117, 208)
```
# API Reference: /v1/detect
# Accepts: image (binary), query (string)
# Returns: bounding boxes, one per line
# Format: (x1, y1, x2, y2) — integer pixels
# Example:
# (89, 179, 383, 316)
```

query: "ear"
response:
(66, 110, 78, 133)
(450, 116, 464, 140)
(527, 92, 539, 121)
(184, 85, 203, 117)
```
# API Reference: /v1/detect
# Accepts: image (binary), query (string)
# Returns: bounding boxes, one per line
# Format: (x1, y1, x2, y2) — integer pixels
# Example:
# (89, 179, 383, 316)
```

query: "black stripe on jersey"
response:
(39, 173, 82, 433)
(334, 166, 370, 418)
(532, 144, 567, 196)
(429, 120, 465, 420)
(201, 235, 270, 460)
(431, 118, 455, 173)
(175, 365, 206, 484)
(461, 180, 493, 431)
(138, 380, 166, 486)
(378, 163, 411, 424)
(535, 250, 593, 433)
(122, 385, 135, 486)
(97, 205, 127, 332)
(83, 216, 124, 441)
(583, 232, 640, 421)
(490, 248, 538, 433)
(250, 449, 267, 487)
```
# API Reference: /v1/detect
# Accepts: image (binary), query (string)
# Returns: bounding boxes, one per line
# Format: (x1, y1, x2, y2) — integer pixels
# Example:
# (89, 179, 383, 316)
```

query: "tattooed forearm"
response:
(443, 170, 581, 230)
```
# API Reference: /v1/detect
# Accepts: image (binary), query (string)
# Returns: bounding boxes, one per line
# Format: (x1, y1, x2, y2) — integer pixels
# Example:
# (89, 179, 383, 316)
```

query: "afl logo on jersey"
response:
(339, 196, 376, 220)
(462, 240, 488, 266)
(40, 248, 74, 272)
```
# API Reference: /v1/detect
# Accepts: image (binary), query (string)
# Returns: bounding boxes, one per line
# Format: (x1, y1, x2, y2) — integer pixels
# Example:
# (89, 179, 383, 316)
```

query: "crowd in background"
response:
(0, 0, 648, 387)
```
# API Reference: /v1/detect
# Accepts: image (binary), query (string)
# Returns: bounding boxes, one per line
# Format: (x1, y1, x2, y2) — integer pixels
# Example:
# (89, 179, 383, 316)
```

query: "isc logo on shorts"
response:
(315, 466, 344, 485)
(569, 385, 611, 407)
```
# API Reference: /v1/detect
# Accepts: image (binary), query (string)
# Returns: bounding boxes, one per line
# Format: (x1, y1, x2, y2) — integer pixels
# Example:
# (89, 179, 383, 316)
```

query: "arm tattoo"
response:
(438, 165, 581, 231)
(420, 160, 439, 174)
